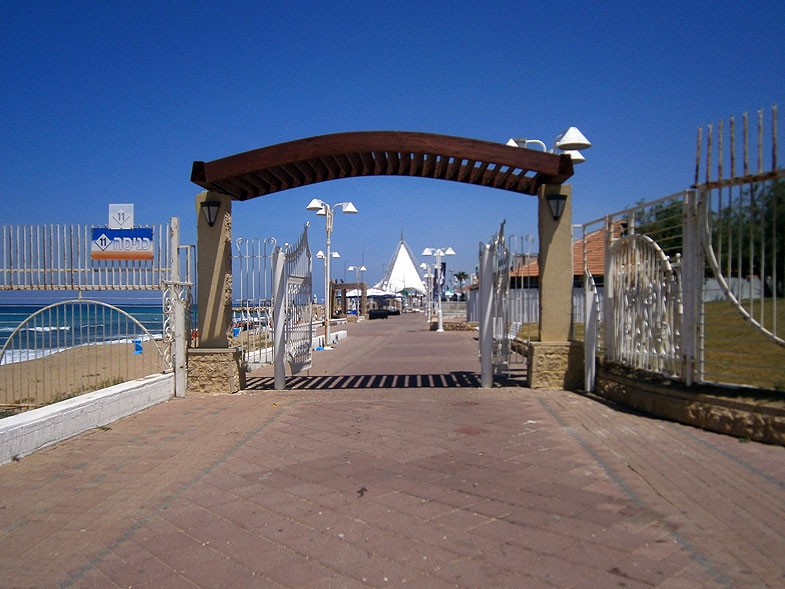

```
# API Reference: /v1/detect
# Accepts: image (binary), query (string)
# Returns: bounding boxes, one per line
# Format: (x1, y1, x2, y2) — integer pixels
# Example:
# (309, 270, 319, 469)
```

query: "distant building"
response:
(510, 222, 625, 288)
(374, 233, 427, 294)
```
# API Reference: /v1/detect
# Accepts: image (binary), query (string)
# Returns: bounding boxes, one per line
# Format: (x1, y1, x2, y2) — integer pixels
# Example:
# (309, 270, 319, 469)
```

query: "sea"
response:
(0, 302, 166, 365)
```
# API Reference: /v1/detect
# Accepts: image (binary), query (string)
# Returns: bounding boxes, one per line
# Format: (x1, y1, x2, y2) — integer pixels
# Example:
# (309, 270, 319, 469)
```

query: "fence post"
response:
(169, 217, 187, 397)
(584, 271, 597, 392)
(603, 216, 615, 361)
(681, 189, 704, 385)
(272, 248, 287, 390)
(479, 243, 494, 388)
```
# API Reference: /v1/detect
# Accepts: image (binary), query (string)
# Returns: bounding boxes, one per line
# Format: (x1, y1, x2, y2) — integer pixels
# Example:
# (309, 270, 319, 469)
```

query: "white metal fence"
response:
(231, 237, 277, 368)
(271, 225, 313, 389)
(0, 218, 192, 412)
(1, 223, 174, 290)
(580, 106, 784, 392)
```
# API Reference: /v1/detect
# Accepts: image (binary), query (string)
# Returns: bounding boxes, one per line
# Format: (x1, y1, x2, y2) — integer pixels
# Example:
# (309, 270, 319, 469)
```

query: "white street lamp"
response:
(421, 247, 455, 332)
(307, 199, 358, 348)
(506, 126, 592, 165)
(346, 264, 367, 317)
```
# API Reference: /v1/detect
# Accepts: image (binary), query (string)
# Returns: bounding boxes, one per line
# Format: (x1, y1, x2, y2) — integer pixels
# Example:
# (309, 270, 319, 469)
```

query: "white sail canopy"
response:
(374, 234, 426, 294)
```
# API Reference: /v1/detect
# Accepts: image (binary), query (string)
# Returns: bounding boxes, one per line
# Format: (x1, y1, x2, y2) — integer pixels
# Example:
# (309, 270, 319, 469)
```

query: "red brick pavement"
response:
(1, 313, 784, 587)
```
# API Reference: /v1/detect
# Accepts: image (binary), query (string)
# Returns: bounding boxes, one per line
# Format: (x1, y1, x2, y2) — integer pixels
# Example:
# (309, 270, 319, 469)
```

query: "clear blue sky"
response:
(2, 1, 783, 295)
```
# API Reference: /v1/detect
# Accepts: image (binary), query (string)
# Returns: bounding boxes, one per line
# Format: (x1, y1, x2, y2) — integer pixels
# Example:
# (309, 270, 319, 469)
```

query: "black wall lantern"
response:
(200, 200, 221, 227)
(545, 193, 567, 221)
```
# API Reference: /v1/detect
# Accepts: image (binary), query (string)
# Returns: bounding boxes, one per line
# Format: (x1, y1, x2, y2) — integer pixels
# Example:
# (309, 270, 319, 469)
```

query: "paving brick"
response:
(1, 314, 783, 587)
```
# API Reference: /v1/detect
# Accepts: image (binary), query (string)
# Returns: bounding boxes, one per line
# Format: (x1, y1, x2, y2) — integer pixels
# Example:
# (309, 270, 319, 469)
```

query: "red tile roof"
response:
(510, 222, 623, 278)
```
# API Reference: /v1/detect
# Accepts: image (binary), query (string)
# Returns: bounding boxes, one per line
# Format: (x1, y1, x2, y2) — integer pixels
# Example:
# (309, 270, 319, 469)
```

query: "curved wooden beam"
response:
(191, 131, 573, 200)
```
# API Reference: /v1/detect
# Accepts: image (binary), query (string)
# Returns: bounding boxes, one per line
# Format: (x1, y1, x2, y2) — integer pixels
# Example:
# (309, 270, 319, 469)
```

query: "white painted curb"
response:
(0, 373, 173, 465)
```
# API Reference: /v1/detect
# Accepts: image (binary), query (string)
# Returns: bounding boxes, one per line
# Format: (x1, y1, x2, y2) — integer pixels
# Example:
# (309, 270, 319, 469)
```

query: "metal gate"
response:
(272, 224, 313, 389)
(605, 233, 682, 377)
(581, 105, 784, 392)
(478, 220, 512, 387)
(0, 217, 192, 411)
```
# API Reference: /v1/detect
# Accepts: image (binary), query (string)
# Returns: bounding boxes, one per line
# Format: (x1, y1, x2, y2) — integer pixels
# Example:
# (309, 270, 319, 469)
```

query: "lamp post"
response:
(346, 264, 367, 317)
(421, 247, 455, 332)
(507, 127, 591, 221)
(307, 199, 358, 348)
(506, 126, 592, 164)
(419, 262, 432, 321)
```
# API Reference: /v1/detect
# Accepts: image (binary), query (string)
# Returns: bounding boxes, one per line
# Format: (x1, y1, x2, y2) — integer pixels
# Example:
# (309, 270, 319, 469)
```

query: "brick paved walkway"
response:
(1, 314, 784, 587)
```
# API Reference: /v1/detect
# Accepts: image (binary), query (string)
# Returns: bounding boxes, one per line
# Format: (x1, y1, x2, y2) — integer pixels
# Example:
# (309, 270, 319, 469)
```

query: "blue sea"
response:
(0, 303, 166, 365)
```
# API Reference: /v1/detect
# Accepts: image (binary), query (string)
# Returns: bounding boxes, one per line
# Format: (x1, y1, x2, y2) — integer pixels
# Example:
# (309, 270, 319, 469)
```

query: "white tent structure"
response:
(375, 234, 427, 294)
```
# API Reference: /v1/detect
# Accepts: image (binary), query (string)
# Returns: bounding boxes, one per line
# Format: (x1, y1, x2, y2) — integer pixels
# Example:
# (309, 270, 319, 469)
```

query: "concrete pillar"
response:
(538, 183, 573, 342)
(529, 183, 584, 390)
(195, 191, 234, 348)
(188, 191, 245, 394)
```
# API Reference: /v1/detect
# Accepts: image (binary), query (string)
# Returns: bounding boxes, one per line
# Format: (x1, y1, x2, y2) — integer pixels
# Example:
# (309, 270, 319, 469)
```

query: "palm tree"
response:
(454, 271, 469, 288)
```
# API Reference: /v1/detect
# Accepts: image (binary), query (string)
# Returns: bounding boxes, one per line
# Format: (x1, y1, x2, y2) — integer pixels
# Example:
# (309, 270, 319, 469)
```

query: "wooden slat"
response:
(346, 152, 364, 176)
(389, 151, 400, 174)
(290, 160, 315, 183)
(280, 163, 305, 185)
(372, 151, 389, 175)
(359, 152, 375, 175)
(469, 161, 490, 184)
(411, 153, 425, 176)
(265, 165, 293, 188)
(458, 160, 476, 183)
(306, 157, 329, 182)
(399, 152, 412, 175)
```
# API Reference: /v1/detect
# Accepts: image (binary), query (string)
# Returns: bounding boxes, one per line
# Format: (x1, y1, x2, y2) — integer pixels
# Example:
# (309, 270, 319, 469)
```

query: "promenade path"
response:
(1, 313, 784, 587)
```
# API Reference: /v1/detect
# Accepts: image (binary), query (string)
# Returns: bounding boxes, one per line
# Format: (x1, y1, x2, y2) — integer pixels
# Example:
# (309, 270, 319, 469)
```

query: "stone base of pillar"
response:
(187, 348, 246, 394)
(527, 341, 584, 390)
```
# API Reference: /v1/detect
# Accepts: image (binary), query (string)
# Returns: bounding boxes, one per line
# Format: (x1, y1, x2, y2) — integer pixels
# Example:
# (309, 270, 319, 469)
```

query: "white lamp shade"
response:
(331, 251, 341, 258)
(444, 247, 456, 255)
(359, 265, 367, 271)
(421, 248, 434, 256)
(306, 198, 324, 211)
(555, 127, 591, 151)
(564, 149, 586, 164)
(341, 202, 358, 214)
(315, 250, 325, 258)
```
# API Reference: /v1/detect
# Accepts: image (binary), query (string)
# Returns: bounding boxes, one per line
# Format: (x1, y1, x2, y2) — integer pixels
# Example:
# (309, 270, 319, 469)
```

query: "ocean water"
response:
(0, 303, 165, 365)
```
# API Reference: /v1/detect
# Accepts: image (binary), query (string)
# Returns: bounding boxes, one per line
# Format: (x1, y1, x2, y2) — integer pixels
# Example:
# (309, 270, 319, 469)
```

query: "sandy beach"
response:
(0, 340, 166, 409)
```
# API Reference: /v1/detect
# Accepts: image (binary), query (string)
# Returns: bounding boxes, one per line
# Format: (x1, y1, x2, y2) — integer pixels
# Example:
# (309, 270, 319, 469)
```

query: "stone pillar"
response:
(188, 191, 244, 394)
(538, 183, 572, 342)
(529, 183, 583, 390)
(195, 191, 234, 347)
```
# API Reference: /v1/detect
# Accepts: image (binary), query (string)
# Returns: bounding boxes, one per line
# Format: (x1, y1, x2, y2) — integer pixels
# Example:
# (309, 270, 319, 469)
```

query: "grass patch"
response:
(703, 298, 785, 391)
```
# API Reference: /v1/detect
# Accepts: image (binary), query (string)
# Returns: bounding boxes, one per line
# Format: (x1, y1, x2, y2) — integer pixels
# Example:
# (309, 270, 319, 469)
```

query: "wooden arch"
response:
(191, 131, 573, 199)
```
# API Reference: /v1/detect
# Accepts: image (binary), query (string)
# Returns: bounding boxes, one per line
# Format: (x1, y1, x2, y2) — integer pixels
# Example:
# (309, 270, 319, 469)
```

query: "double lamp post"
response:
(306, 198, 358, 349)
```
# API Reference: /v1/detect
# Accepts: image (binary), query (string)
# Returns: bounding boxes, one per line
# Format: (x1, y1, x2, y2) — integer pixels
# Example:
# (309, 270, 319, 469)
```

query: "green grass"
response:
(702, 298, 785, 391)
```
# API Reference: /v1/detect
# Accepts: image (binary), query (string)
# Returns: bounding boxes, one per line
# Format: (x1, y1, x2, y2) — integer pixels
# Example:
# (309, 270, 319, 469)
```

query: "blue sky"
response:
(2, 1, 783, 294)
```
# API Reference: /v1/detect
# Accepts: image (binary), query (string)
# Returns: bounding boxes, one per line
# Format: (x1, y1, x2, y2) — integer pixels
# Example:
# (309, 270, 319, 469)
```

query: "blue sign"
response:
(91, 228, 154, 260)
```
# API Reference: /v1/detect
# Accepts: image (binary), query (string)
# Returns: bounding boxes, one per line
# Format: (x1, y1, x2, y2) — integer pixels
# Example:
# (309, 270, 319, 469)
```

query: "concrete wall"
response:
(0, 373, 173, 465)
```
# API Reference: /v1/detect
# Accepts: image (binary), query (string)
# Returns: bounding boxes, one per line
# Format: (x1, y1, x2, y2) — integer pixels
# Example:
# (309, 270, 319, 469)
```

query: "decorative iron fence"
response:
(271, 225, 313, 389)
(0, 218, 192, 412)
(580, 106, 784, 391)
(231, 236, 277, 368)
(696, 105, 784, 389)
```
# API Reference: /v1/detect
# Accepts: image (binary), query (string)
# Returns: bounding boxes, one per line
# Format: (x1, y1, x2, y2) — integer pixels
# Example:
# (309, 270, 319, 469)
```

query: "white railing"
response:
(1, 223, 174, 290)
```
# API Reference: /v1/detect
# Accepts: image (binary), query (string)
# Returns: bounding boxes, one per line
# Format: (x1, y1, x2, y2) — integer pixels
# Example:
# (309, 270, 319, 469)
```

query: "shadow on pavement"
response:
(246, 371, 482, 390)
